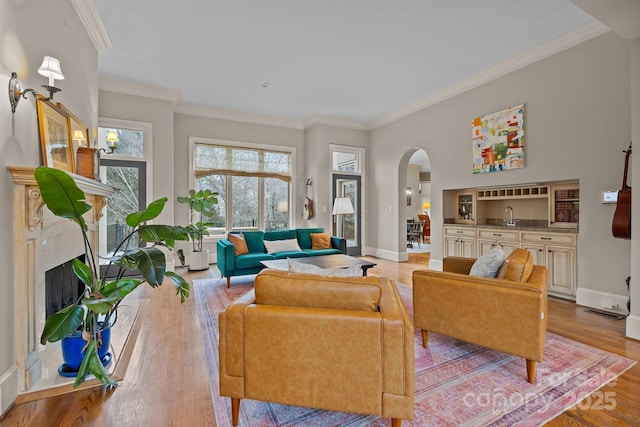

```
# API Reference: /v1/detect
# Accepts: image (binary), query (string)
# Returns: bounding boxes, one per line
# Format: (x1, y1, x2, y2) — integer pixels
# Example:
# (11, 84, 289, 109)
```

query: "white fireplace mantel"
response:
(8, 166, 116, 397)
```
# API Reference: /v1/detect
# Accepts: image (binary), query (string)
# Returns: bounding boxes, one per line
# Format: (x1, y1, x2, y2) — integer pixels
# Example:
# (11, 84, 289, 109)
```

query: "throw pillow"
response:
(228, 233, 249, 256)
(310, 232, 331, 249)
(469, 246, 505, 278)
(288, 259, 362, 277)
(496, 248, 534, 282)
(263, 238, 302, 254)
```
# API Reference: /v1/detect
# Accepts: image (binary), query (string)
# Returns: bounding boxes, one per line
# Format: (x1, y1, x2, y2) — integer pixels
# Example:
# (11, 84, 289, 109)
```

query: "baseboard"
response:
(575, 287, 629, 316)
(0, 365, 19, 417)
(626, 315, 640, 340)
(362, 246, 405, 262)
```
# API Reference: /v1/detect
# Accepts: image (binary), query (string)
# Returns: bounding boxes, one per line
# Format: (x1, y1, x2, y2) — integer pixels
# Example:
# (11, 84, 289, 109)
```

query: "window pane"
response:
(264, 151, 291, 174)
(232, 149, 259, 172)
(232, 176, 258, 229)
(264, 178, 289, 231)
(195, 145, 227, 169)
(332, 151, 359, 173)
(98, 127, 143, 157)
(104, 165, 141, 253)
(196, 174, 226, 235)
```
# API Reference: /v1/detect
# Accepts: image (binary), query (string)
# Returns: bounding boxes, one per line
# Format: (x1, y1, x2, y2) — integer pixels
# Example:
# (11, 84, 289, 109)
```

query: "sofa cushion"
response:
(255, 270, 380, 311)
(287, 258, 362, 277)
(296, 228, 325, 250)
(263, 238, 302, 254)
(264, 229, 297, 241)
(235, 252, 275, 269)
(228, 233, 249, 256)
(237, 231, 265, 254)
(496, 248, 534, 282)
(311, 232, 332, 249)
(469, 246, 505, 278)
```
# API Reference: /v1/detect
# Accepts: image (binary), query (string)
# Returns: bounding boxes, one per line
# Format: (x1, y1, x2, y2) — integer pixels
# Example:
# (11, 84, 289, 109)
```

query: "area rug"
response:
(194, 276, 635, 426)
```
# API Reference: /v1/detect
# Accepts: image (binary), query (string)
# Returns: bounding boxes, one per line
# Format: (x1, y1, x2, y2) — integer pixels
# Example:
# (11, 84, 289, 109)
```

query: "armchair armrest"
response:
(331, 236, 347, 254)
(216, 239, 236, 275)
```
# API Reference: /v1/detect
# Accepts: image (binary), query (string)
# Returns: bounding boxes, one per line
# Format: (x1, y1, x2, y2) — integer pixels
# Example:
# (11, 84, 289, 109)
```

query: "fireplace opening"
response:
(45, 255, 86, 319)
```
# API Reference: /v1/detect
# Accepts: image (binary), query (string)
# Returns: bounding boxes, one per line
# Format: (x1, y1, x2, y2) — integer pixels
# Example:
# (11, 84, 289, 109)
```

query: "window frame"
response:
(189, 137, 296, 235)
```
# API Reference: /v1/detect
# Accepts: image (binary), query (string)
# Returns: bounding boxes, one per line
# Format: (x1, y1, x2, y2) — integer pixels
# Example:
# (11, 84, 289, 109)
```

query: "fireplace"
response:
(7, 167, 114, 399)
(45, 255, 85, 320)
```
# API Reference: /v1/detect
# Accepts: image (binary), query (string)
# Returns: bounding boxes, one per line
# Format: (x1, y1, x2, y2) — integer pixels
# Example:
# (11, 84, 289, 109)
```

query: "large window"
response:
(194, 142, 292, 234)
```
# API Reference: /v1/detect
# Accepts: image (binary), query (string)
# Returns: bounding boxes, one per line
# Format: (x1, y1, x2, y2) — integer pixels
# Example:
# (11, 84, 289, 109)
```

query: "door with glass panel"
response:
(332, 174, 361, 256)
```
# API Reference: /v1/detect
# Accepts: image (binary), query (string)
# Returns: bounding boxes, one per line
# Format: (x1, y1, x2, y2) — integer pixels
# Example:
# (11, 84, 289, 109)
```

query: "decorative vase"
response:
(59, 325, 112, 376)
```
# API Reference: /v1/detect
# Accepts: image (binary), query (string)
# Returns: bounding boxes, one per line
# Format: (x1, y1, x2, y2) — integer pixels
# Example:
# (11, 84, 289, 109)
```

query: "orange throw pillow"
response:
(228, 233, 249, 256)
(496, 248, 534, 282)
(310, 233, 331, 250)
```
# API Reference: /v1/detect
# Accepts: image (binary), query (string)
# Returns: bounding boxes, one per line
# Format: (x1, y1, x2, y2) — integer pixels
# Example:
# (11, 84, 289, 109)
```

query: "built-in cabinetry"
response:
(520, 231, 577, 296)
(549, 183, 579, 228)
(443, 226, 477, 257)
(455, 192, 476, 224)
(443, 226, 577, 298)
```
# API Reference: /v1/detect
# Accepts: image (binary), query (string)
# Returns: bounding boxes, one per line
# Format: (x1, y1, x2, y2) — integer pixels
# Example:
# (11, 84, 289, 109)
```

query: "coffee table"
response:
(260, 254, 376, 276)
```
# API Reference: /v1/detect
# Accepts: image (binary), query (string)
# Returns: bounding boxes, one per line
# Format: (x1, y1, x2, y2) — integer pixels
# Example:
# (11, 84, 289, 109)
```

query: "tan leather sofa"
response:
(412, 248, 548, 383)
(219, 270, 414, 426)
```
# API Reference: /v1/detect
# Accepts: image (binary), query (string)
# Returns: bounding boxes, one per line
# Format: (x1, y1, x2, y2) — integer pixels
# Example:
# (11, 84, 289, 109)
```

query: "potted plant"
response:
(35, 166, 190, 388)
(177, 189, 219, 271)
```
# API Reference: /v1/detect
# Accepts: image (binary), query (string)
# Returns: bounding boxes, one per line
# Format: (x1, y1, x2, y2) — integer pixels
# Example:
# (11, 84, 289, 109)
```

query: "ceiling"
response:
(95, 0, 595, 124)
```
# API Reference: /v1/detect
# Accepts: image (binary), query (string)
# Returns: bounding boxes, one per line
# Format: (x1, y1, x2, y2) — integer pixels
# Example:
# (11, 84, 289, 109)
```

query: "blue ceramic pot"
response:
(60, 326, 111, 371)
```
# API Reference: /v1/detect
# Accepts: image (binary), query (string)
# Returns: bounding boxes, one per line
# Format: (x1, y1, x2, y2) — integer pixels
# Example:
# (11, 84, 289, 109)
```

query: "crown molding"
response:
(175, 104, 305, 130)
(99, 77, 181, 106)
(71, 0, 112, 50)
(303, 113, 369, 131)
(369, 20, 610, 130)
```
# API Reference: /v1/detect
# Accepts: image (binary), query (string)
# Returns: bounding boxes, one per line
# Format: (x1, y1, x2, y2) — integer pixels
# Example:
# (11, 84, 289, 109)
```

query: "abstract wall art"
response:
(472, 104, 525, 174)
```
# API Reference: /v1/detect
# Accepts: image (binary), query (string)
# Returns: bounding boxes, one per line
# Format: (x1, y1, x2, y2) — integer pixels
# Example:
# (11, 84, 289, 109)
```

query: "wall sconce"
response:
(99, 130, 118, 155)
(8, 56, 65, 113)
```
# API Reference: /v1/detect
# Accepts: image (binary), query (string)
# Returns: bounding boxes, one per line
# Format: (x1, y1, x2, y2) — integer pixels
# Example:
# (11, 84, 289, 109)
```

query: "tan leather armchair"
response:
(412, 248, 548, 383)
(219, 270, 414, 426)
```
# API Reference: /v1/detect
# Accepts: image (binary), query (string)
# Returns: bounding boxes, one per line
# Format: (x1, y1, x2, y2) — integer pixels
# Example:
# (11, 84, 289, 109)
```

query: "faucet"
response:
(506, 206, 516, 226)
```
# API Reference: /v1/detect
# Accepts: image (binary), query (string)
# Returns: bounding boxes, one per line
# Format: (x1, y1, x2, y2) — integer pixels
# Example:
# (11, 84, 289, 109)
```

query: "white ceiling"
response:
(95, 0, 595, 124)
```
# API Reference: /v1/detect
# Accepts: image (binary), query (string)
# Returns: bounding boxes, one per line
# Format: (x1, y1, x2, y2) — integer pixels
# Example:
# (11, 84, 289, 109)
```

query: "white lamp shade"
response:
(37, 56, 64, 81)
(332, 197, 354, 215)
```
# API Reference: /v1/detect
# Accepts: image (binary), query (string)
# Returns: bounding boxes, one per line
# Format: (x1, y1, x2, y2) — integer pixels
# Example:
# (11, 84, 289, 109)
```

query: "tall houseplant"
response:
(35, 167, 190, 387)
(177, 189, 219, 271)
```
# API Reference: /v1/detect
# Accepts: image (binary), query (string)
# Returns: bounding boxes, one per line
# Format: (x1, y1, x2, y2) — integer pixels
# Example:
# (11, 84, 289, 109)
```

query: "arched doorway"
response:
(399, 148, 431, 262)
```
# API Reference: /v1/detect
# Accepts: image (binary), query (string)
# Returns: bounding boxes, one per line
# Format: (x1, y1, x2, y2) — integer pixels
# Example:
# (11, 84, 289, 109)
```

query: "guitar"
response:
(612, 143, 632, 239)
(303, 179, 314, 220)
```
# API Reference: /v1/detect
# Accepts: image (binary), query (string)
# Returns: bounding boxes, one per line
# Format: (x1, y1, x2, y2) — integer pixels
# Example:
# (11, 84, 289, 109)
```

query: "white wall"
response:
(0, 0, 98, 414)
(368, 32, 632, 300)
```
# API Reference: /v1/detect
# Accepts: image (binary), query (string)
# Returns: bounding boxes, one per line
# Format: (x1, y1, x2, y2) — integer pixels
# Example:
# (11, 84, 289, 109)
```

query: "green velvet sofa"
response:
(216, 228, 346, 287)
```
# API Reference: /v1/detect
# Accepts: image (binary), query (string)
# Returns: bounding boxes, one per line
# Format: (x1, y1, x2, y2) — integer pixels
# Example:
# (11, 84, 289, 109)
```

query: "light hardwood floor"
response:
(1, 253, 639, 426)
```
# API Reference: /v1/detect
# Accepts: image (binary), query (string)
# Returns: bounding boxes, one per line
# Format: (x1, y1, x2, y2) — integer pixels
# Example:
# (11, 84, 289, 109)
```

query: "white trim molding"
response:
(71, 0, 112, 50)
(176, 104, 304, 130)
(369, 20, 610, 129)
(626, 315, 640, 340)
(576, 287, 630, 316)
(304, 113, 369, 131)
(99, 78, 181, 106)
(0, 365, 19, 417)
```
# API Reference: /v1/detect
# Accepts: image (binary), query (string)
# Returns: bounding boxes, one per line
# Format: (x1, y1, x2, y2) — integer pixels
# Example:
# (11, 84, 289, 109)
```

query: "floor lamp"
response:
(332, 197, 354, 239)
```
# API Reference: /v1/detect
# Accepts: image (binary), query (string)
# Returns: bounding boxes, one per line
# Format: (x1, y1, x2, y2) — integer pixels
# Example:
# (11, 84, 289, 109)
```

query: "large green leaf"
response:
(83, 294, 119, 314)
(166, 271, 190, 303)
(100, 278, 141, 300)
(34, 167, 90, 231)
(72, 258, 93, 288)
(138, 224, 188, 246)
(73, 338, 118, 388)
(125, 198, 167, 228)
(40, 304, 84, 344)
(121, 247, 166, 286)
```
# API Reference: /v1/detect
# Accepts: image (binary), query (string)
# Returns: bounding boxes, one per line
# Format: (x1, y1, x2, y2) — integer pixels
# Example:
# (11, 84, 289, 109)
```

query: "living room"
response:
(1, 0, 639, 424)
